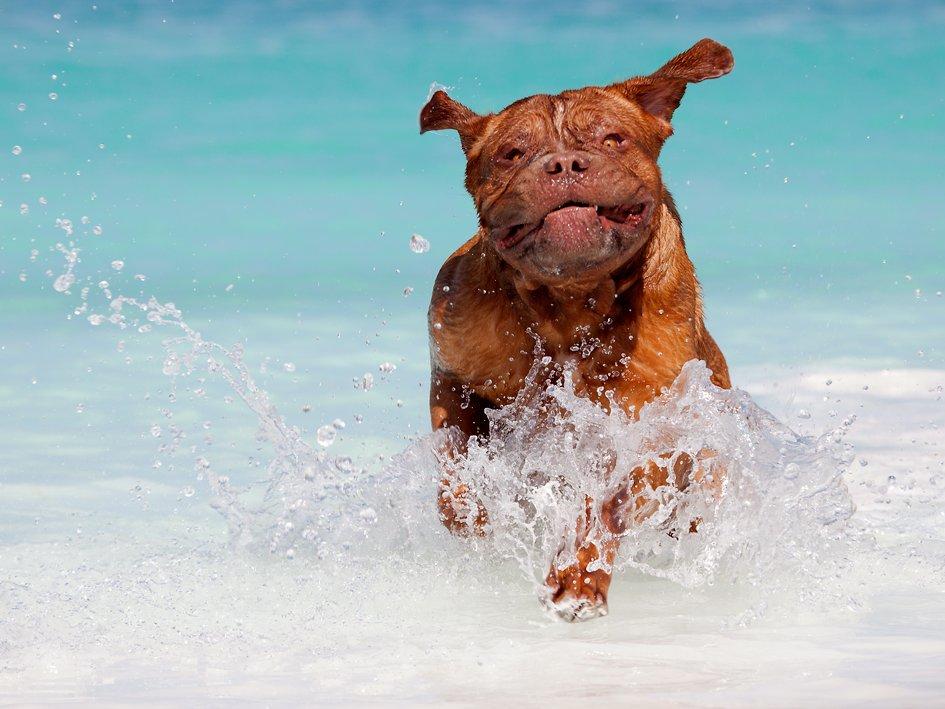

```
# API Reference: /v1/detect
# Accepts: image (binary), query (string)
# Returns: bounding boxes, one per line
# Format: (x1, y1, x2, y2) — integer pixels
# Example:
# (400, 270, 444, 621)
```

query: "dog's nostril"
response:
(544, 152, 590, 176)
(544, 158, 564, 175)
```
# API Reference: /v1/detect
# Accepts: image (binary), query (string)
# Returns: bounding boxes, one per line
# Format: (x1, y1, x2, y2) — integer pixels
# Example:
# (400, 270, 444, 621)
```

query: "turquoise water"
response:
(1, 2, 945, 703)
(2, 1, 943, 363)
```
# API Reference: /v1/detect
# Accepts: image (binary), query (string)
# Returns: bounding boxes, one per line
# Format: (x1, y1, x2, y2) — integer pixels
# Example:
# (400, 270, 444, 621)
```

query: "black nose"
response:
(543, 151, 591, 176)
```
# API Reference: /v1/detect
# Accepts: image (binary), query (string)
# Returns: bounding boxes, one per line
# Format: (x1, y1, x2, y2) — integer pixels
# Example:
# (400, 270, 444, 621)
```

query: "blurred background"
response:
(0, 0, 943, 531)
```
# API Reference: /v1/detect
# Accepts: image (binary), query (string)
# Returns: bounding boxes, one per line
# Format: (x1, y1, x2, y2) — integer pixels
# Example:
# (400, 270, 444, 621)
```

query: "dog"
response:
(420, 39, 733, 621)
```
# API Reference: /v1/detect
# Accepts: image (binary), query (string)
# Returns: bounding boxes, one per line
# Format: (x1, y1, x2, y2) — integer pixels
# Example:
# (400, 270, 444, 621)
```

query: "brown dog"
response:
(420, 39, 733, 620)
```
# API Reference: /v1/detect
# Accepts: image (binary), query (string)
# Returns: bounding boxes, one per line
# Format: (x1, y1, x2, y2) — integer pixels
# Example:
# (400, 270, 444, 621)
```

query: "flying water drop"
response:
(409, 234, 430, 254)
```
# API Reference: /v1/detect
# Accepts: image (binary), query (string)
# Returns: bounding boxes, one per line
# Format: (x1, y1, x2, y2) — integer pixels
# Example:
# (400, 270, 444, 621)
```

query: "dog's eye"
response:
(602, 134, 624, 149)
(502, 148, 525, 162)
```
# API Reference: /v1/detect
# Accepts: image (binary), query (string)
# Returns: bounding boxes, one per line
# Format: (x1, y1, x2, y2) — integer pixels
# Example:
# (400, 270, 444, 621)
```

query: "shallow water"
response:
(3, 324, 943, 703)
(2, 1, 945, 705)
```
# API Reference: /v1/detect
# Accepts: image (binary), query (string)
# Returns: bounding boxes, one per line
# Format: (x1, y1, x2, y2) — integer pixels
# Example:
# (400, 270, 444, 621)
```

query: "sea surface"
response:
(1, 1, 944, 704)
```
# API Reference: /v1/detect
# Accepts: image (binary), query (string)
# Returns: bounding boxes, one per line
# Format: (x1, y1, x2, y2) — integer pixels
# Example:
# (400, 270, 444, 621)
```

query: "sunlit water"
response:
(2, 1, 944, 704)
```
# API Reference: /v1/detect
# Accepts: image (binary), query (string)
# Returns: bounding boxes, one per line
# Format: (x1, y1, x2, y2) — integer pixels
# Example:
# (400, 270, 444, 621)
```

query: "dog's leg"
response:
(541, 451, 723, 621)
(430, 369, 491, 536)
(540, 459, 668, 622)
(602, 451, 726, 536)
(541, 494, 619, 621)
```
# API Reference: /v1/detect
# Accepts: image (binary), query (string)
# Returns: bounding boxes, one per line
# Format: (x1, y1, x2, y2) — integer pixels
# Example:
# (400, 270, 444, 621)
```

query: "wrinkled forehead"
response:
(483, 88, 643, 146)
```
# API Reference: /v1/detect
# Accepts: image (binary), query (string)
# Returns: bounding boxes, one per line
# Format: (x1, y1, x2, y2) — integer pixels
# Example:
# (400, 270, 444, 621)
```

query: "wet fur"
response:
(422, 38, 734, 620)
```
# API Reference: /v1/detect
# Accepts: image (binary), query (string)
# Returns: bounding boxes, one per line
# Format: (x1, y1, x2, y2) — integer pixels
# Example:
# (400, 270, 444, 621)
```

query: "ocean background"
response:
(1, 1, 944, 703)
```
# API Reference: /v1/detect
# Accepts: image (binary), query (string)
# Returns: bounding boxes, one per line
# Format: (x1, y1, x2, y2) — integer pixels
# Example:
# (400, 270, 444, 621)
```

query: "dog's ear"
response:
(611, 38, 733, 133)
(419, 90, 487, 154)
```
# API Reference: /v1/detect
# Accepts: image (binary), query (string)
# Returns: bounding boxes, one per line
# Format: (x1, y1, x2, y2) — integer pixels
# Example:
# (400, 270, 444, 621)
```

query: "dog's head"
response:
(420, 39, 733, 287)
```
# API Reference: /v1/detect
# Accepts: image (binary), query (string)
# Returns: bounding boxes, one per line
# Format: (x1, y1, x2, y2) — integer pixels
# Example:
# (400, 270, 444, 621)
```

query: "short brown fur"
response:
(421, 39, 734, 621)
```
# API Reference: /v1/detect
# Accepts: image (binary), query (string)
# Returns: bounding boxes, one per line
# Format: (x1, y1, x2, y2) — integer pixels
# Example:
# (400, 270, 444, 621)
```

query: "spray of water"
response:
(44, 216, 862, 619)
(436, 357, 857, 607)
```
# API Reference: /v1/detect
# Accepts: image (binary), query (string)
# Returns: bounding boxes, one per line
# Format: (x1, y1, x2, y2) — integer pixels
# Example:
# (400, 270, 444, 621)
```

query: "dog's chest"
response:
(432, 274, 697, 415)
(457, 316, 686, 415)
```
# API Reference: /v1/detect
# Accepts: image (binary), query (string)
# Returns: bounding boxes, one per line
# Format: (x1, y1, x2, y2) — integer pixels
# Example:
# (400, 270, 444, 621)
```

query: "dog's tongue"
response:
(539, 206, 602, 252)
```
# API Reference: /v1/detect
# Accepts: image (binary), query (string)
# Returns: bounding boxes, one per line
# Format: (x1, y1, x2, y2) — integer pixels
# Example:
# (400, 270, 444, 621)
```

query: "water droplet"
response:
(283, 362, 296, 373)
(378, 362, 396, 373)
(75, 403, 85, 414)
(409, 233, 430, 254)
(87, 314, 105, 326)
(359, 507, 378, 524)
(403, 286, 414, 297)
(316, 424, 337, 447)
(11, 145, 22, 156)
(93, 225, 103, 235)
(162, 353, 180, 376)
(150, 424, 162, 437)
(110, 259, 124, 270)
(181, 485, 196, 498)
(796, 409, 811, 420)
(53, 273, 75, 292)
(331, 418, 346, 430)
(19, 203, 28, 215)
(17, 102, 26, 112)
(360, 372, 374, 391)
(48, 92, 58, 101)
(20, 173, 31, 182)
(18, 272, 27, 282)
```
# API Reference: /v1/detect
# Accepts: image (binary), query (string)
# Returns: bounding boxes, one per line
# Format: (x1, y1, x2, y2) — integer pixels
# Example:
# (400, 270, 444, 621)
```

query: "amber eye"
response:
(602, 134, 623, 149)
(502, 147, 525, 162)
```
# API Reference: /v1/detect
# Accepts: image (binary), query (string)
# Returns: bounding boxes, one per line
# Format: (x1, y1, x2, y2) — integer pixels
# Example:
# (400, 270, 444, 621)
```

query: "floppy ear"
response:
(612, 38, 733, 130)
(419, 89, 487, 153)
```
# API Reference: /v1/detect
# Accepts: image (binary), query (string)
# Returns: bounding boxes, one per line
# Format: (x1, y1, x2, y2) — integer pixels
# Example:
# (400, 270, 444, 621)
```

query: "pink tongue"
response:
(540, 206, 601, 252)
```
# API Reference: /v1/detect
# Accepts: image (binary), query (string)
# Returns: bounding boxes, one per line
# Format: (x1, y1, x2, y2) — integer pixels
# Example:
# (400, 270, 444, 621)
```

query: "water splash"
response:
(47, 224, 858, 616)
(420, 358, 857, 609)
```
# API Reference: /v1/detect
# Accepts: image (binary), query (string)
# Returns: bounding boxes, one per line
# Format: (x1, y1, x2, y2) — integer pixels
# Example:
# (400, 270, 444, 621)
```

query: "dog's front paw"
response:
(540, 561, 611, 622)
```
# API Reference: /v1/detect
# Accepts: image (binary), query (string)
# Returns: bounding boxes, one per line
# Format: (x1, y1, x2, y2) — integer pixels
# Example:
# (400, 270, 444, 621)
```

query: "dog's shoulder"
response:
(431, 233, 481, 293)
(428, 232, 533, 396)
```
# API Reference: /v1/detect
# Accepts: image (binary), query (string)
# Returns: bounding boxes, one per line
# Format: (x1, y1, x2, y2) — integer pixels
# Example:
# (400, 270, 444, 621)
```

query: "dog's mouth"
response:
(495, 200, 650, 250)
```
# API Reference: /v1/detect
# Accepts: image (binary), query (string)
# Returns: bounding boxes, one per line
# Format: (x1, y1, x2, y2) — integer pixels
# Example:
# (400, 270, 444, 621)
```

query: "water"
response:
(2, 0, 945, 704)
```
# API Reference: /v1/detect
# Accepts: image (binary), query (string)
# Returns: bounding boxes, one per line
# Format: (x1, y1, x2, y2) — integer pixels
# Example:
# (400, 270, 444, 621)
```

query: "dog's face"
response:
(421, 39, 733, 286)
